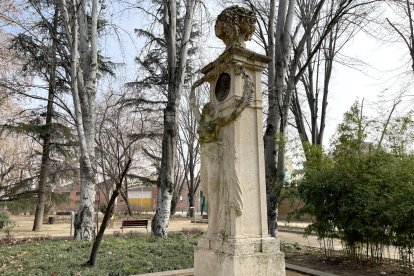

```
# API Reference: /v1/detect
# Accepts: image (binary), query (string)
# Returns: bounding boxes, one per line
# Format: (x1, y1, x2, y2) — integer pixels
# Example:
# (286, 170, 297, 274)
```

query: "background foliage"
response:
(297, 102, 414, 267)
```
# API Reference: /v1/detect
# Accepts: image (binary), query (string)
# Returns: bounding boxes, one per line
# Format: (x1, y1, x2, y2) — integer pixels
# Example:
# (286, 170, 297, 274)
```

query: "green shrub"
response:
(0, 210, 12, 230)
(0, 210, 15, 237)
(297, 103, 414, 269)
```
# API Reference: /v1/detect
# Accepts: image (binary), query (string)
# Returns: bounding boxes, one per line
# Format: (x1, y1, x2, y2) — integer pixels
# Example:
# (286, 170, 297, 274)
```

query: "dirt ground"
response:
(1, 215, 209, 238)
(284, 244, 412, 276)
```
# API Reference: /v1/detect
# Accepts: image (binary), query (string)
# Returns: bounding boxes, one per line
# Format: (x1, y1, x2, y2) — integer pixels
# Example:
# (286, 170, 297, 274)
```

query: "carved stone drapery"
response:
(190, 63, 254, 237)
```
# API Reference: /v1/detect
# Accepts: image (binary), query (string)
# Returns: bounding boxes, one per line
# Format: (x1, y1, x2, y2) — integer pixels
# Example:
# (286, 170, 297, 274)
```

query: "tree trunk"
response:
(265, 0, 296, 237)
(265, 0, 287, 183)
(188, 183, 194, 217)
(152, 186, 173, 237)
(120, 191, 133, 215)
(73, 0, 98, 240)
(32, 136, 51, 231)
(264, 0, 278, 237)
(151, 0, 177, 238)
(88, 159, 131, 267)
(74, 160, 96, 240)
(152, 104, 176, 237)
(152, 0, 196, 238)
(62, 0, 99, 240)
(32, 139, 51, 231)
(33, 8, 58, 231)
(88, 189, 117, 266)
(122, 178, 133, 215)
(170, 191, 178, 215)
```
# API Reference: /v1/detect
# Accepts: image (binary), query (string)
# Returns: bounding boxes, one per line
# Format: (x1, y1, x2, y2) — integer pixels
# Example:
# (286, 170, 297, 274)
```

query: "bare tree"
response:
(0, 1, 22, 96)
(152, 0, 198, 238)
(271, 0, 377, 236)
(87, 159, 131, 267)
(95, 85, 162, 215)
(386, 0, 414, 73)
(175, 86, 202, 216)
(226, 0, 376, 236)
(0, 2, 35, 207)
(62, 0, 99, 240)
(0, 125, 39, 208)
(291, 0, 370, 157)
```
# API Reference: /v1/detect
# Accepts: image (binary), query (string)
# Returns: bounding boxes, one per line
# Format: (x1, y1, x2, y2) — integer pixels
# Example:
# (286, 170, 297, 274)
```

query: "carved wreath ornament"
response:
(215, 5, 256, 49)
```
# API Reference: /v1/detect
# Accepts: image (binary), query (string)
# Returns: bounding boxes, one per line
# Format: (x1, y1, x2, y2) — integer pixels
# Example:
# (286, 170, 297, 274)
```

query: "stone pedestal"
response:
(195, 236, 285, 276)
(192, 6, 285, 275)
(193, 45, 285, 276)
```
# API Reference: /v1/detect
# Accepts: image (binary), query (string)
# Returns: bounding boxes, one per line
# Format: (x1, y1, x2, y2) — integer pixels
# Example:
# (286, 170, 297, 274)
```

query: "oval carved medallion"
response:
(215, 73, 231, 102)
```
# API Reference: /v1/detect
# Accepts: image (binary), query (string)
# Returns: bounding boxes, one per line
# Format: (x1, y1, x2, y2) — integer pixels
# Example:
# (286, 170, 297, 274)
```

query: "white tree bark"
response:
(264, 0, 276, 178)
(265, 0, 367, 236)
(264, 0, 296, 182)
(152, 0, 198, 238)
(264, 0, 297, 237)
(61, 0, 98, 240)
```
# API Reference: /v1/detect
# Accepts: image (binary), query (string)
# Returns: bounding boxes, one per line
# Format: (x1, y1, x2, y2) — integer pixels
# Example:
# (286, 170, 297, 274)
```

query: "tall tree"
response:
(270, 0, 375, 235)
(229, 0, 376, 235)
(9, 0, 65, 232)
(1, 0, 77, 226)
(263, 0, 297, 236)
(152, 0, 198, 237)
(127, 0, 199, 237)
(291, 0, 369, 158)
(62, 0, 99, 240)
(31, 4, 59, 231)
(175, 86, 201, 216)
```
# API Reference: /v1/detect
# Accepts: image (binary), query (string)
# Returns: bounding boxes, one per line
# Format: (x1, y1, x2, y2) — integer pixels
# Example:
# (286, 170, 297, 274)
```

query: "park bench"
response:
(120, 219, 148, 233)
(56, 211, 72, 216)
(201, 215, 208, 223)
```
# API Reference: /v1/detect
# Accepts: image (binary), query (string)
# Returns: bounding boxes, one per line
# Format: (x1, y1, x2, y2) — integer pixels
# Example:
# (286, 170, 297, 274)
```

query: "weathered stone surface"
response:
(195, 241, 285, 276)
(191, 6, 285, 276)
(214, 5, 256, 49)
(192, 46, 285, 275)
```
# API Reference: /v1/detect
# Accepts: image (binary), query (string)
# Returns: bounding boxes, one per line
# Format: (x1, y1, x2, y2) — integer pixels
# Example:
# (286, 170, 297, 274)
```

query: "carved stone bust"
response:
(214, 5, 256, 49)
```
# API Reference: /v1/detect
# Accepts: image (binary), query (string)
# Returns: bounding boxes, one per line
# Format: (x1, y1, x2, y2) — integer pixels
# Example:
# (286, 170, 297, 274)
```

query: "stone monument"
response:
(190, 5, 285, 276)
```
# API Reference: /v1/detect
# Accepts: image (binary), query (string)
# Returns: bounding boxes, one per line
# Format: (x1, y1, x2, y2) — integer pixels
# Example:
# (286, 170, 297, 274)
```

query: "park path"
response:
(2, 215, 331, 249)
(2, 215, 211, 238)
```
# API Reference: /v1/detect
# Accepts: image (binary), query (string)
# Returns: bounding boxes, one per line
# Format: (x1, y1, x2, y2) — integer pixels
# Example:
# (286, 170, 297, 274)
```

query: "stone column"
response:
(193, 6, 285, 276)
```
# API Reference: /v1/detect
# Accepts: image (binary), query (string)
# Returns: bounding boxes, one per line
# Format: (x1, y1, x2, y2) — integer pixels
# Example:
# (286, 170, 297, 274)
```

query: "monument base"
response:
(194, 236, 285, 276)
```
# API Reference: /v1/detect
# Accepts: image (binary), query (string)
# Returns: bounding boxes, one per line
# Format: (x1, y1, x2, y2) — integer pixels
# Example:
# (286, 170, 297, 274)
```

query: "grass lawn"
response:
(3, 231, 409, 276)
(0, 233, 199, 276)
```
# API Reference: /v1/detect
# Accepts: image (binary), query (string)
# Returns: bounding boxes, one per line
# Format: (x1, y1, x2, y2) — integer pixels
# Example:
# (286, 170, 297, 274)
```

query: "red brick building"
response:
(56, 181, 201, 215)
(55, 182, 106, 212)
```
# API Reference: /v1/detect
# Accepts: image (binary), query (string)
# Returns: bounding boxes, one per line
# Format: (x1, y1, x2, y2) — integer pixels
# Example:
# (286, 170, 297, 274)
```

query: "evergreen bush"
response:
(297, 102, 414, 268)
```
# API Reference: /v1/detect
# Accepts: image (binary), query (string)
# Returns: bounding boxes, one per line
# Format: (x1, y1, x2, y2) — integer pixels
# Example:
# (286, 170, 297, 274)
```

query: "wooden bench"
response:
(201, 215, 208, 223)
(120, 220, 148, 233)
(56, 211, 72, 216)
